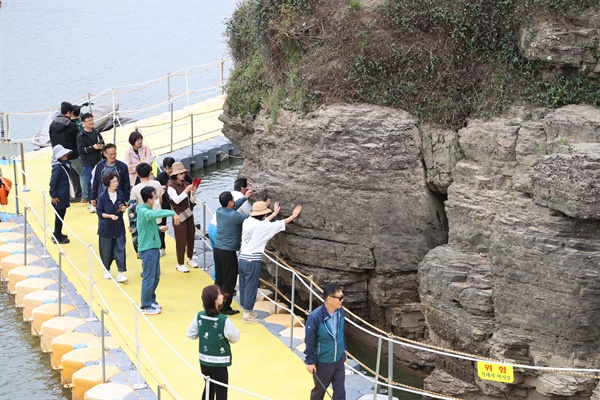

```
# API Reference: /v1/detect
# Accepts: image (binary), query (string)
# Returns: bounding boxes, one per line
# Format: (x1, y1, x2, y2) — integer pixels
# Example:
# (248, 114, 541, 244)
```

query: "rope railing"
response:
(259, 249, 600, 386)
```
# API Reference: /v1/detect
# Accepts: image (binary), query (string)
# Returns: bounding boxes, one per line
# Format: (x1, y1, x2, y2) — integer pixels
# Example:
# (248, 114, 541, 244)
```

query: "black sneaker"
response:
(51, 235, 70, 244)
(221, 308, 240, 315)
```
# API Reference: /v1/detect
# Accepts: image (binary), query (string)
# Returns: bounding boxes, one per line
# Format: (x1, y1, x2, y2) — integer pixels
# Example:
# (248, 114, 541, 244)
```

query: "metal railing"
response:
(0, 59, 230, 149)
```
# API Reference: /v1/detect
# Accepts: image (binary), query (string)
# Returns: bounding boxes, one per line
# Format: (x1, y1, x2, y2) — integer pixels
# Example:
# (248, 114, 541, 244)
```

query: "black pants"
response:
(53, 207, 67, 238)
(213, 248, 238, 311)
(158, 217, 167, 250)
(201, 364, 228, 400)
(310, 354, 346, 400)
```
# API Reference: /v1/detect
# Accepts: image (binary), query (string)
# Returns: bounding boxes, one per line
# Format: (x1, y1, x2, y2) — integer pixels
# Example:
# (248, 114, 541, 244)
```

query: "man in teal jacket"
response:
(137, 186, 180, 315)
(304, 283, 347, 400)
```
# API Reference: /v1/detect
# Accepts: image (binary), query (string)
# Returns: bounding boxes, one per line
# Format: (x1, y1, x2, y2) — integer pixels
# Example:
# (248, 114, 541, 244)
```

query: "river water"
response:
(0, 0, 238, 152)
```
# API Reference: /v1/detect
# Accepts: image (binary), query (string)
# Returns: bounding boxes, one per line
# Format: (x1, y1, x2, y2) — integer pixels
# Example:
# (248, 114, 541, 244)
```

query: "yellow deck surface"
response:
(1, 100, 312, 399)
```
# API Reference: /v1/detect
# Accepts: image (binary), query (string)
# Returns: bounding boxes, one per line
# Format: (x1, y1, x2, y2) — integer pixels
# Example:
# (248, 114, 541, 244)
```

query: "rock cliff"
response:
(221, 1, 600, 400)
(220, 103, 600, 398)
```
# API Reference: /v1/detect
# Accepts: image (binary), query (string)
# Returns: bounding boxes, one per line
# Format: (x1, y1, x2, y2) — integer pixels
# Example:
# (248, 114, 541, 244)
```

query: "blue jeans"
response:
(83, 165, 94, 200)
(238, 258, 261, 312)
(140, 248, 160, 308)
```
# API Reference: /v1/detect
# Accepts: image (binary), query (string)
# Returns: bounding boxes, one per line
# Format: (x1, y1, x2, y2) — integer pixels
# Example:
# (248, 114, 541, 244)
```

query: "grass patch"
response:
(225, 0, 599, 127)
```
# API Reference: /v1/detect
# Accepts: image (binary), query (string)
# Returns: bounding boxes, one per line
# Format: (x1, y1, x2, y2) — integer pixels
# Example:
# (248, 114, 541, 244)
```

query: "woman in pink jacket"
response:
(123, 129, 153, 187)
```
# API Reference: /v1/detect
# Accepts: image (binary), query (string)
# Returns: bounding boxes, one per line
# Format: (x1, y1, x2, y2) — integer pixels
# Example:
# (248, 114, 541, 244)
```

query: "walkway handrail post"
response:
(87, 245, 96, 321)
(131, 302, 147, 389)
(204, 377, 211, 400)
(19, 142, 28, 192)
(167, 73, 172, 112)
(289, 274, 296, 349)
(221, 59, 225, 95)
(101, 310, 107, 383)
(23, 206, 28, 265)
(190, 113, 195, 160)
(41, 192, 50, 258)
(308, 275, 314, 313)
(169, 102, 174, 153)
(388, 340, 394, 400)
(185, 67, 190, 109)
(12, 157, 19, 215)
(157, 384, 162, 400)
(111, 87, 117, 144)
(373, 336, 383, 400)
(58, 252, 63, 316)
(202, 202, 207, 271)
(274, 262, 279, 314)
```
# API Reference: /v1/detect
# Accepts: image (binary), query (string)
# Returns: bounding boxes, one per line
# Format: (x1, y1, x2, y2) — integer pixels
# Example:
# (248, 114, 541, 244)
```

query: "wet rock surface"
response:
(221, 101, 600, 398)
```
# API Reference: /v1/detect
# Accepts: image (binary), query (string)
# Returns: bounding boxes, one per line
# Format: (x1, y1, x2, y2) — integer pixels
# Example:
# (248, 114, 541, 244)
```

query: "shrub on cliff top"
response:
(225, 0, 599, 128)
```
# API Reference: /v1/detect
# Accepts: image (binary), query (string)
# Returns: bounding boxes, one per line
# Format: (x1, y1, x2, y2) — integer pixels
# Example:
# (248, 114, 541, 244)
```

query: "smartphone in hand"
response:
(192, 178, 201, 187)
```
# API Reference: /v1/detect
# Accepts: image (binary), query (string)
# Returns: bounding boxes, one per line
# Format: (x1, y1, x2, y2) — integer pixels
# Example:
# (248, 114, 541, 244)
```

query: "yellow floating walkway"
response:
(1, 102, 313, 399)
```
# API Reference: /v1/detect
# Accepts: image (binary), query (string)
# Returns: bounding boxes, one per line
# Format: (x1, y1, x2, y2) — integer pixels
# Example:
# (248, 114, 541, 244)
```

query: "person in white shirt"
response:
(231, 177, 253, 216)
(238, 201, 301, 323)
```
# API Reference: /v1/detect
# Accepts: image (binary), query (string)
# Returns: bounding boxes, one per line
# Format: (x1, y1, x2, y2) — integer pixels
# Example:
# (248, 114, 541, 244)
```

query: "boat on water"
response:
(30, 102, 134, 148)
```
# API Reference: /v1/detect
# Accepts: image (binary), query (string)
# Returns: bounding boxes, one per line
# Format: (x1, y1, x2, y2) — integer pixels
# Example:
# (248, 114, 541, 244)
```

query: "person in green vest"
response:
(187, 284, 240, 400)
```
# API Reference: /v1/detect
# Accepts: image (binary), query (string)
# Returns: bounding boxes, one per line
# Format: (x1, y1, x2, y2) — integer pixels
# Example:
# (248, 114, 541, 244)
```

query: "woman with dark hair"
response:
(155, 157, 191, 257)
(187, 284, 240, 400)
(96, 171, 128, 283)
(167, 162, 199, 273)
(123, 129, 153, 187)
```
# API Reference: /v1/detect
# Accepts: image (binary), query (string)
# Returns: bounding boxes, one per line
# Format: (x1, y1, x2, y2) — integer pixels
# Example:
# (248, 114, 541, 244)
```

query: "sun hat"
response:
(52, 145, 72, 161)
(170, 162, 189, 176)
(250, 201, 272, 216)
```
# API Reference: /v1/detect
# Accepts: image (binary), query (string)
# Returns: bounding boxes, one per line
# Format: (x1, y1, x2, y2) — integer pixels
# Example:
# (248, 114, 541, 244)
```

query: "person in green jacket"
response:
(137, 186, 180, 315)
(187, 284, 240, 400)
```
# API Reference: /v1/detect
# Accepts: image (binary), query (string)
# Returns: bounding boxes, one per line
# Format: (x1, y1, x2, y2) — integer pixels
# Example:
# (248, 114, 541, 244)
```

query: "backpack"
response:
(0, 176, 12, 206)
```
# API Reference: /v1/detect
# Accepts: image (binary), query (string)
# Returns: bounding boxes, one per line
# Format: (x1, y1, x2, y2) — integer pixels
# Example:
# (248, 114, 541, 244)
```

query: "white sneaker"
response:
(176, 265, 190, 273)
(103, 270, 111, 280)
(241, 312, 259, 324)
(89, 204, 96, 213)
(160, 249, 166, 257)
(187, 259, 199, 268)
(189, 255, 198, 260)
(152, 301, 162, 310)
(250, 311, 259, 318)
(116, 273, 129, 283)
(141, 306, 161, 315)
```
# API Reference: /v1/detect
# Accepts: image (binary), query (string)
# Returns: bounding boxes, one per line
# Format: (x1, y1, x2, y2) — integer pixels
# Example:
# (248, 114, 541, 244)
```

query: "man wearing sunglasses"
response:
(304, 283, 347, 400)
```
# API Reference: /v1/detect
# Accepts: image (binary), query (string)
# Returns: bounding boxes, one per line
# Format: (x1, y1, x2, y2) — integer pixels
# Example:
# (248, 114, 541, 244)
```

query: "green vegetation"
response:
(225, 0, 599, 129)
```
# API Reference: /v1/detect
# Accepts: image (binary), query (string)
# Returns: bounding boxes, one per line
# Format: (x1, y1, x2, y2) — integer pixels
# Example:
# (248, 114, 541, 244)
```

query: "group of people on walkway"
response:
(48, 101, 346, 399)
(187, 180, 346, 400)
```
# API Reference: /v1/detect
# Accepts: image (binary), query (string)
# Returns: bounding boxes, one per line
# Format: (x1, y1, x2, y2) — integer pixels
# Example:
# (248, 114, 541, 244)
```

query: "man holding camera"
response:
(77, 112, 104, 205)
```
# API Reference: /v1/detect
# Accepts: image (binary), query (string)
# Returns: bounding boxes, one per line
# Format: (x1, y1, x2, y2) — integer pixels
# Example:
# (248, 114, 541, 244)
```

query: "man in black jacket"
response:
(76, 112, 104, 204)
(49, 101, 81, 200)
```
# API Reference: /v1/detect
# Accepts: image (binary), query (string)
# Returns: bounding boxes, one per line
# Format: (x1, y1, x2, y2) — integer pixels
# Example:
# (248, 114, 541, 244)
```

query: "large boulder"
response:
(221, 103, 448, 336)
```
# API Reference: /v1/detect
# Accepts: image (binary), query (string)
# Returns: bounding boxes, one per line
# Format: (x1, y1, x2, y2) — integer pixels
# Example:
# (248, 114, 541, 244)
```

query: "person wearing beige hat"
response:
(167, 162, 200, 273)
(238, 200, 302, 323)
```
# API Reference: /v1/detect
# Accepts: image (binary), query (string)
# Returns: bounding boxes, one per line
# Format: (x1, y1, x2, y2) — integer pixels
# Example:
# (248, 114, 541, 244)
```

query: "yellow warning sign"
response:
(477, 361, 514, 383)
